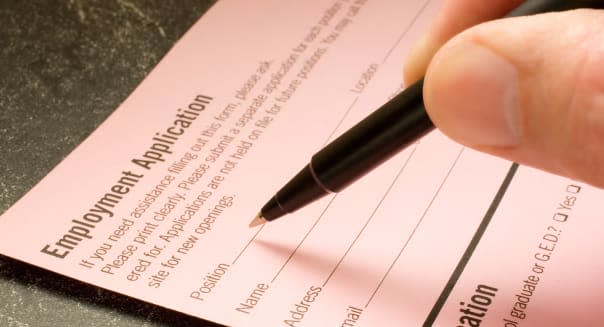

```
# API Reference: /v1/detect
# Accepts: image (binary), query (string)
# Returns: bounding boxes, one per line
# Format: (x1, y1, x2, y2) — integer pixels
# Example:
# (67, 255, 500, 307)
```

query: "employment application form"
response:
(1, 1, 603, 326)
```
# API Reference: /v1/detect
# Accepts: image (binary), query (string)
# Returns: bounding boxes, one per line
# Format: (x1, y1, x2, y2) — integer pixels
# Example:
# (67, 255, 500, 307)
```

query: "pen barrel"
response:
(507, 0, 604, 17)
(311, 80, 433, 192)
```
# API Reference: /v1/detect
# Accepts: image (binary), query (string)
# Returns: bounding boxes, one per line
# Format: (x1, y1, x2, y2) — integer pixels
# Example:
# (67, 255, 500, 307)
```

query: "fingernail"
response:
(425, 41, 520, 147)
(404, 34, 438, 84)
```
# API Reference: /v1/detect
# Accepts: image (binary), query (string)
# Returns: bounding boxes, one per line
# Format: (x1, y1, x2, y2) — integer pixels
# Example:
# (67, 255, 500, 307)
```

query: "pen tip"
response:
(249, 213, 267, 228)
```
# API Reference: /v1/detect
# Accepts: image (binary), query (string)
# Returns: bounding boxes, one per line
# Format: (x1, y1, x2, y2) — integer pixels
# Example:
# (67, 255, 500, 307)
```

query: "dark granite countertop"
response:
(0, 1, 222, 326)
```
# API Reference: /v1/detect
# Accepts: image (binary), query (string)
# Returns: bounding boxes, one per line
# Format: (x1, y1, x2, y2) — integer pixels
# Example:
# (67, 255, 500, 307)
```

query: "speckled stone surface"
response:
(0, 1, 221, 326)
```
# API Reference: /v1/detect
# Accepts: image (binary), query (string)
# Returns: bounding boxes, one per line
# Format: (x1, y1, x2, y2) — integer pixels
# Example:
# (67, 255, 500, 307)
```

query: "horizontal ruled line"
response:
(365, 147, 465, 308)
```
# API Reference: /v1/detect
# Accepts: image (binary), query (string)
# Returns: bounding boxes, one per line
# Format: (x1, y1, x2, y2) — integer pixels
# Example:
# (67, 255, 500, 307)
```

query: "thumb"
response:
(424, 9, 604, 187)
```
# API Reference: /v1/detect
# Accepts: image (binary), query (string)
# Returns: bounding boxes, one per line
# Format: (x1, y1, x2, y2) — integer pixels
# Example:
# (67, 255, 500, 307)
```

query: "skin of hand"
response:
(404, 0, 604, 188)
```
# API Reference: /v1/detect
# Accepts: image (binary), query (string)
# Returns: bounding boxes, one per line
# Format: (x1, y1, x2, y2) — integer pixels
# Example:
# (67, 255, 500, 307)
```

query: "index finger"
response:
(404, 0, 525, 84)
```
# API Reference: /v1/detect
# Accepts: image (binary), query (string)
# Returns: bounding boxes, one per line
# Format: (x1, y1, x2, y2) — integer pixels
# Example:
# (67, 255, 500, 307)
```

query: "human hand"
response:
(404, 0, 604, 187)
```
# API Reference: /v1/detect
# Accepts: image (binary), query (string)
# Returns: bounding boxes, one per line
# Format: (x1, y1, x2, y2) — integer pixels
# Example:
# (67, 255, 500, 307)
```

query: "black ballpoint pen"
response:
(250, 0, 604, 227)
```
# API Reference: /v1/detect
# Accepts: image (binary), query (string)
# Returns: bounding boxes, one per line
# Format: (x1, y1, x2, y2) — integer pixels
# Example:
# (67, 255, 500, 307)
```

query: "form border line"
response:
(422, 163, 519, 326)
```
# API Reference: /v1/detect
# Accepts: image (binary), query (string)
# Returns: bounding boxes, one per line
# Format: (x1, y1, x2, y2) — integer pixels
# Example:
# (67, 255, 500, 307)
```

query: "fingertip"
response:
(404, 0, 525, 85)
(424, 39, 520, 147)
(424, 10, 604, 189)
(404, 34, 438, 85)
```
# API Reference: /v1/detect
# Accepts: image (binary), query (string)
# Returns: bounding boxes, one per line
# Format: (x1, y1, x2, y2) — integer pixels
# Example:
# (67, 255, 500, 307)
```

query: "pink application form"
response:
(1, 0, 604, 326)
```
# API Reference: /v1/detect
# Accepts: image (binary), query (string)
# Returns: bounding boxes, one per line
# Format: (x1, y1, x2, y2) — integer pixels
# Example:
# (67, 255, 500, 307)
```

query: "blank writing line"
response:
(364, 147, 465, 308)
(271, 196, 337, 283)
(232, 224, 265, 265)
(381, 0, 432, 64)
(268, 95, 365, 282)
(321, 0, 434, 287)
(324, 96, 359, 145)
(322, 144, 419, 287)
